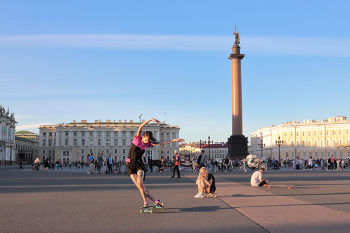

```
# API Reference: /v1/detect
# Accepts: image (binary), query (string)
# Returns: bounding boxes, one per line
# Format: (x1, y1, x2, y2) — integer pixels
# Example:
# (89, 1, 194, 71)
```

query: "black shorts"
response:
(127, 160, 145, 176)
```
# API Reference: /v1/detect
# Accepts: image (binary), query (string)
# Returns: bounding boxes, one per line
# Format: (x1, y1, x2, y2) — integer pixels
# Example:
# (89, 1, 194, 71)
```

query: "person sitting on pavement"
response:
(251, 167, 269, 187)
(34, 157, 41, 171)
(194, 167, 216, 198)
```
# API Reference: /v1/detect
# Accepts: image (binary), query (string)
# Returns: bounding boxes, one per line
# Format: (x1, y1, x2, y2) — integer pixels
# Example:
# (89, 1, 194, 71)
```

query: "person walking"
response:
(171, 150, 181, 178)
(126, 118, 184, 208)
(97, 152, 103, 174)
(107, 154, 113, 174)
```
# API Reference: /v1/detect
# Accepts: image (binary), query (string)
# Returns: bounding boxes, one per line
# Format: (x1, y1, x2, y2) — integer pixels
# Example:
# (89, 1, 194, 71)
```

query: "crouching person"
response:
(194, 167, 216, 198)
(251, 167, 269, 187)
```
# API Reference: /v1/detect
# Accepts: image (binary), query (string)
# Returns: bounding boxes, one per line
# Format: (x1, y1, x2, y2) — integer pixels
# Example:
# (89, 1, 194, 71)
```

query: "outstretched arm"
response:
(153, 138, 184, 146)
(136, 118, 161, 137)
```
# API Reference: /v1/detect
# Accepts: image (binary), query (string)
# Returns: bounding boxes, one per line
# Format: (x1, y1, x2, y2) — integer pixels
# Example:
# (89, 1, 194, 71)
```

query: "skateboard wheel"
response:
(150, 208, 154, 214)
(140, 209, 143, 213)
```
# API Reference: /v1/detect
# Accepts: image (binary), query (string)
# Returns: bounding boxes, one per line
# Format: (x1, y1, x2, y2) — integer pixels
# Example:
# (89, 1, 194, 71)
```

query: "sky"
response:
(1, 0, 350, 144)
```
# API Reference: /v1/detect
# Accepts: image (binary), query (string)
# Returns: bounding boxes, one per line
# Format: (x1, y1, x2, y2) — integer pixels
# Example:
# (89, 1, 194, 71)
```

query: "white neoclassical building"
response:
(39, 119, 180, 163)
(250, 116, 350, 160)
(0, 105, 17, 164)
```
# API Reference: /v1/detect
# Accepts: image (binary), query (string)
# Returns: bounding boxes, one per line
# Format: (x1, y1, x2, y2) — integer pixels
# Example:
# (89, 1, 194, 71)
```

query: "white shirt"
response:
(251, 171, 263, 187)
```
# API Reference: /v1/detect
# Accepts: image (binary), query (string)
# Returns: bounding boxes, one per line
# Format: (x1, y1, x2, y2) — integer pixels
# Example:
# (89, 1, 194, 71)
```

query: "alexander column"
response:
(227, 27, 248, 160)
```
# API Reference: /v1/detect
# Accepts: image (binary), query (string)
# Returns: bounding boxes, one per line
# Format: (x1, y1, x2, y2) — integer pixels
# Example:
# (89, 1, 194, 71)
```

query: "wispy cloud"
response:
(16, 123, 54, 131)
(1, 34, 350, 57)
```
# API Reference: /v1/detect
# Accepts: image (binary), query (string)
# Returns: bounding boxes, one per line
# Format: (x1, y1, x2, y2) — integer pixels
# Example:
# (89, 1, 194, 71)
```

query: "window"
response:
(43, 150, 46, 154)
(89, 132, 93, 137)
(81, 149, 85, 154)
(114, 132, 118, 137)
(114, 139, 118, 146)
(73, 139, 77, 146)
(114, 149, 118, 154)
(302, 141, 306, 147)
(315, 152, 318, 157)
(98, 139, 102, 146)
(339, 130, 343, 135)
(333, 139, 337, 146)
(314, 131, 317, 136)
(308, 140, 312, 147)
(308, 132, 311, 137)
(106, 149, 109, 154)
(303, 152, 306, 158)
(73, 131, 77, 137)
(321, 152, 324, 157)
(48, 140, 52, 146)
(65, 132, 69, 136)
(130, 131, 135, 137)
(90, 149, 93, 153)
(106, 131, 110, 137)
(327, 131, 329, 136)
(65, 139, 69, 146)
(309, 152, 312, 157)
(285, 132, 288, 137)
(49, 133, 52, 137)
(320, 140, 323, 146)
(297, 141, 300, 147)
(81, 139, 85, 146)
(122, 131, 126, 137)
(314, 140, 318, 147)
(172, 132, 176, 138)
(333, 131, 336, 136)
(122, 149, 126, 154)
(43, 132, 46, 136)
(334, 151, 337, 157)
(340, 151, 343, 157)
(89, 139, 93, 146)
(321, 131, 323, 136)
(81, 132, 85, 137)
(43, 140, 46, 146)
(291, 141, 294, 147)
(106, 139, 110, 146)
(297, 132, 299, 137)
(122, 139, 126, 146)
(98, 131, 102, 137)
(291, 132, 294, 137)
(302, 132, 305, 137)
(286, 152, 289, 158)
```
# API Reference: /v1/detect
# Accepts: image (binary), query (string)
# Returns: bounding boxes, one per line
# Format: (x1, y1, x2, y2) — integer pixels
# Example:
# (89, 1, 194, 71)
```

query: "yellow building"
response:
(250, 116, 350, 160)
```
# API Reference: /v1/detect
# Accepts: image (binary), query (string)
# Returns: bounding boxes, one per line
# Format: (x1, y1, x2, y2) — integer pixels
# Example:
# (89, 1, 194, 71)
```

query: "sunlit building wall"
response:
(250, 116, 350, 160)
(39, 120, 180, 163)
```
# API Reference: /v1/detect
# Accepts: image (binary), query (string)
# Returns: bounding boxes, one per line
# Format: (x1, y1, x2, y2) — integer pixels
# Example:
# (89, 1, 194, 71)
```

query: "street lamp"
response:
(275, 136, 283, 161)
(258, 140, 265, 159)
(208, 136, 211, 160)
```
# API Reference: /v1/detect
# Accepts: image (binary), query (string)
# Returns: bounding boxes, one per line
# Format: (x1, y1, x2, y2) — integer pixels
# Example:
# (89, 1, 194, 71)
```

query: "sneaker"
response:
(155, 200, 164, 207)
(194, 193, 205, 198)
(143, 202, 149, 208)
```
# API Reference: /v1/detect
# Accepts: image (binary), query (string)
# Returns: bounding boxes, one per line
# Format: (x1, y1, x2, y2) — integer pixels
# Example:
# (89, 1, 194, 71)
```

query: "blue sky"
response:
(1, 0, 350, 143)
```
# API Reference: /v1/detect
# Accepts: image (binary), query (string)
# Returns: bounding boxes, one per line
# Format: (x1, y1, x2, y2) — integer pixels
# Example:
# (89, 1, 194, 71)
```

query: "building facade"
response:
(250, 116, 350, 160)
(179, 142, 229, 161)
(0, 105, 17, 164)
(39, 119, 180, 163)
(15, 131, 39, 162)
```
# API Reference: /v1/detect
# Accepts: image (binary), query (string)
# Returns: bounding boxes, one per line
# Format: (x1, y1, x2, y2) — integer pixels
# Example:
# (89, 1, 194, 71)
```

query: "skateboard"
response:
(205, 194, 217, 198)
(140, 204, 164, 214)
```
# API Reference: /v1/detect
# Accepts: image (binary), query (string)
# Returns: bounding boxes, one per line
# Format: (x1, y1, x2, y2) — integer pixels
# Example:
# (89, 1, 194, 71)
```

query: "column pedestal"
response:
(228, 135, 248, 160)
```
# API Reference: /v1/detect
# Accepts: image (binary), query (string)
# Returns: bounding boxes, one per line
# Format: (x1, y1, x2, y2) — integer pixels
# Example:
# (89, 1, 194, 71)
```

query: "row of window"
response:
(43, 131, 177, 138)
(284, 138, 350, 147)
(285, 150, 350, 158)
(286, 130, 350, 137)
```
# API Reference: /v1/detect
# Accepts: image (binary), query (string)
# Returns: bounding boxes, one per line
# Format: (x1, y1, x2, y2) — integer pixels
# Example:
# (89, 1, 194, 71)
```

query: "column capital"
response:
(228, 54, 245, 60)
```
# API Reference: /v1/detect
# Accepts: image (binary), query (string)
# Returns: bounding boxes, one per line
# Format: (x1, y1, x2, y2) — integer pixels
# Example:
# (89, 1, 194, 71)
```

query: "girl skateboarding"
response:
(127, 118, 184, 208)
